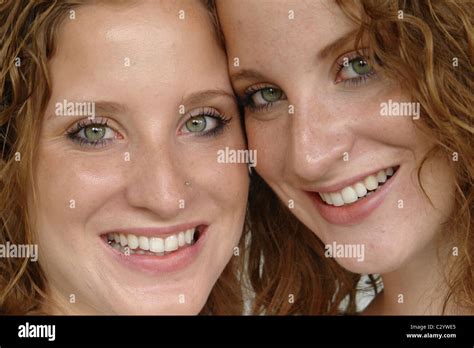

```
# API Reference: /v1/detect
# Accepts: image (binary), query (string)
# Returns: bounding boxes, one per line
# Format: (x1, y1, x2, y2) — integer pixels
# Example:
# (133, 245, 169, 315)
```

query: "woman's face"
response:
(217, 0, 455, 274)
(29, 0, 248, 314)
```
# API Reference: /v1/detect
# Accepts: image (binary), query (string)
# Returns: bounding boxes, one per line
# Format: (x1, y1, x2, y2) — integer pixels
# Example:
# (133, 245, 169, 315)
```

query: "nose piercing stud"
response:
(185, 181, 191, 187)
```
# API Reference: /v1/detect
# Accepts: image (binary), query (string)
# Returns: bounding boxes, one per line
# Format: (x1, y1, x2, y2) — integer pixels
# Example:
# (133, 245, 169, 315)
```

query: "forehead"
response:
(48, 0, 227, 105)
(217, 0, 355, 57)
(53, 0, 213, 68)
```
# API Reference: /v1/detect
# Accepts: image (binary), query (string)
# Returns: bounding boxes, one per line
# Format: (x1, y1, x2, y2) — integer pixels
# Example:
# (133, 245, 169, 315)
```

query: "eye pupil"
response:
(262, 87, 282, 102)
(186, 116, 207, 132)
(85, 125, 106, 141)
(352, 57, 371, 75)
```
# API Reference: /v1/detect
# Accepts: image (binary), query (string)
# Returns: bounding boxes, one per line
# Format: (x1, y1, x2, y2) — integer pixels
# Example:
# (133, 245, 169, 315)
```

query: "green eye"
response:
(351, 58, 372, 75)
(84, 125, 106, 141)
(261, 87, 283, 102)
(185, 116, 207, 132)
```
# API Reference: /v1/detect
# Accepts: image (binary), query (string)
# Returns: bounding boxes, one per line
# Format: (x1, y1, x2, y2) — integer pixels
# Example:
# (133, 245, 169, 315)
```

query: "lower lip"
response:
(100, 226, 208, 275)
(307, 168, 399, 226)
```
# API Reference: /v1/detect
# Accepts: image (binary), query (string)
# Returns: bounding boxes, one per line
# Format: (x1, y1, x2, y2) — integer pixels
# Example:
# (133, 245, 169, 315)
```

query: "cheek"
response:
(31, 147, 125, 234)
(205, 161, 249, 254)
(29, 147, 125, 291)
(408, 153, 456, 232)
(216, 164, 248, 202)
(337, 87, 420, 142)
(197, 158, 249, 211)
(191, 131, 249, 212)
(245, 116, 288, 182)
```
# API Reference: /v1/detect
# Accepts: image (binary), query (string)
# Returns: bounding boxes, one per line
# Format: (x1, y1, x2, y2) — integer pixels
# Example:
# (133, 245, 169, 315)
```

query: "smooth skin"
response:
(217, 0, 459, 314)
(29, 0, 249, 314)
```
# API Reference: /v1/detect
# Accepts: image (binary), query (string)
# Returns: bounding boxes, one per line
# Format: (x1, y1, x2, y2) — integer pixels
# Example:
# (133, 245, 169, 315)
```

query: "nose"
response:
(286, 94, 356, 183)
(124, 142, 193, 220)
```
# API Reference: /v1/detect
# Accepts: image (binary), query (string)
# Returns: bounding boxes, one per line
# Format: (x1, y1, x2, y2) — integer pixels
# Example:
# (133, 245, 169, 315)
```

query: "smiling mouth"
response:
(315, 166, 399, 207)
(104, 225, 203, 256)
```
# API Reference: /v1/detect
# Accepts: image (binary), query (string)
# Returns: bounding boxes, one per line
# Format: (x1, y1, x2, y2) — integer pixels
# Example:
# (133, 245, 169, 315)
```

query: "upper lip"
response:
(100, 222, 206, 237)
(305, 165, 399, 194)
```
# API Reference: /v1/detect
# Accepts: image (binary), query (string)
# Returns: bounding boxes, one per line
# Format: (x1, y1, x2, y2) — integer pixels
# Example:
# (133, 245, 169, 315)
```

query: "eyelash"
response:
(66, 118, 115, 148)
(182, 107, 231, 138)
(335, 52, 376, 87)
(66, 109, 231, 149)
(240, 84, 281, 113)
(240, 51, 377, 113)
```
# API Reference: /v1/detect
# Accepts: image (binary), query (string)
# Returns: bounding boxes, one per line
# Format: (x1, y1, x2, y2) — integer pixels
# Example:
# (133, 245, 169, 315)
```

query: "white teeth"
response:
(353, 182, 367, 197)
(330, 192, 344, 206)
(185, 229, 194, 244)
(376, 170, 387, 183)
(127, 234, 139, 249)
(138, 236, 149, 251)
(149, 237, 165, 253)
(324, 193, 333, 205)
(120, 234, 128, 247)
(107, 227, 196, 255)
(364, 175, 379, 191)
(165, 235, 179, 252)
(341, 186, 358, 204)
(318, 167, 396, 207)
(178, 232, 185, 247)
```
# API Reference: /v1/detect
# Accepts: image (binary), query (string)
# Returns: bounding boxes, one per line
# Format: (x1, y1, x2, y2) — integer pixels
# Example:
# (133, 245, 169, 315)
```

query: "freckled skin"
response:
(29, 0, 249, 314)
(217, 0, 457, 314)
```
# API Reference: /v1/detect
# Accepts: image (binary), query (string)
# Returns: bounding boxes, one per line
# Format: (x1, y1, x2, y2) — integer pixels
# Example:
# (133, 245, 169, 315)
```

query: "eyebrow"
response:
(94, 101, 128, 114)
(318, 29, 358, 60)
(47, 91, 235, 121)
(46, 100, 128, 120)
(182, 89, 236, 106)
(230, 29, 358, 83)
(230, 69, 269, 83)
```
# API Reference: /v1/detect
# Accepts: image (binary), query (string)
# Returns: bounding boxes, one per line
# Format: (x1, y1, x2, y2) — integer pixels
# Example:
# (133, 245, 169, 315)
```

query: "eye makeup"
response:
(66, 117, 121, 148)
(65, 106, 233, 150)
(334, 50, 377, 87)
(179, 107, 232, 138)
